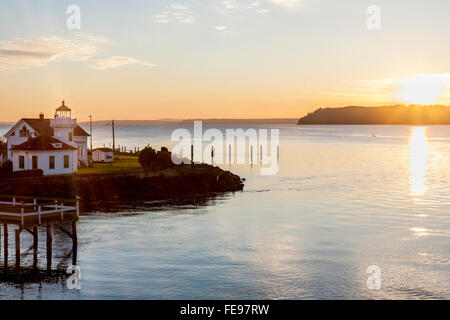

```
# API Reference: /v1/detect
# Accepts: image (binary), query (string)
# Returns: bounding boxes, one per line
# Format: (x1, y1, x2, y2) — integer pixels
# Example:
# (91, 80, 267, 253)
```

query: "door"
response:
(32, 156, 38, 169)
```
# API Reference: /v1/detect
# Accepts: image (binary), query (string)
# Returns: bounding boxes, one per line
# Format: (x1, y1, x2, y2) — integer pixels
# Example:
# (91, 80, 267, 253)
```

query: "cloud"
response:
(219, 0, 271, 14)
(92, 56, 156, 70)
(154, 3, 195, 24)
(215, 26, 229, 34)
(222, 0, 236, 9)
(0, 33, 107, 70)
(265, 0, 301, 9)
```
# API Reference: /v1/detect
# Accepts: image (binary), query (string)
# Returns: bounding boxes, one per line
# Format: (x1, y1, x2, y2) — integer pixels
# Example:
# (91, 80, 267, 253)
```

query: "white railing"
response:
(0, 196, 79, 227)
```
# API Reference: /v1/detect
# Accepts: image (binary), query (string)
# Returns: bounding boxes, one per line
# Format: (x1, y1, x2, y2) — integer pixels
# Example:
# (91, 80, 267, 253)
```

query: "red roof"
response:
(56, 101, 71, 112)
(73, 125, 90, 136)
(10, 136, 77, 151)
(19, 118, 89, 137)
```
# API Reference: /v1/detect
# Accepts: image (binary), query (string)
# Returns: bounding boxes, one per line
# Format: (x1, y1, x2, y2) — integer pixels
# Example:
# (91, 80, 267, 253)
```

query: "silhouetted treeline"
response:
(298, 105, 450, 125)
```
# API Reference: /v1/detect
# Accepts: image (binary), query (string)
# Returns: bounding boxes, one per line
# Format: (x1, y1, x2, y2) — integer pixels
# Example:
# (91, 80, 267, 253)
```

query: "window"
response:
(69, 132, 73, 142)
(19, 156, 24, 169)
(49, 156, 55, 169)
(32, 156, 38, 169)
(19, 125, 30, 138)
(64, 155, 70, 168)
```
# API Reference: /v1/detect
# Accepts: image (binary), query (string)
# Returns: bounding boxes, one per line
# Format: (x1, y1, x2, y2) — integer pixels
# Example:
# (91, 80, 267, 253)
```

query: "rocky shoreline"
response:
(0, 164, 244, 212)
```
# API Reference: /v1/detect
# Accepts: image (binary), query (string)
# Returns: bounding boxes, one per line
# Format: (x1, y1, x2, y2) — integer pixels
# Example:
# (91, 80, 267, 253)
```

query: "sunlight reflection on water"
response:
(409, 127, 429, 196)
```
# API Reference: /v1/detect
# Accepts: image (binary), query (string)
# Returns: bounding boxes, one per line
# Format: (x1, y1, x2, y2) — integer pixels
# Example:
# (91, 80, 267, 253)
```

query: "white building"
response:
(92, 148, 114, 163)
(4, 101, 90, 175)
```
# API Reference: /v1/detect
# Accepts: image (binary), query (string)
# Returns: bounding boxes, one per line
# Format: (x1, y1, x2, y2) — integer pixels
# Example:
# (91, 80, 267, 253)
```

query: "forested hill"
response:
(298, 105, 450, 125)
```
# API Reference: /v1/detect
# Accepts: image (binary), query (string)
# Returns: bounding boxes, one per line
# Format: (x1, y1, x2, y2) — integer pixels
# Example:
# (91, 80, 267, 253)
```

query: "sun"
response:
(396, 74, 448, 105)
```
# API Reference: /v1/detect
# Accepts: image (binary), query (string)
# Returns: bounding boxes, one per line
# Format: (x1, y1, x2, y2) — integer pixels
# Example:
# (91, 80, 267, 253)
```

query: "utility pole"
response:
(112, 120, 115, 152)
(89, 115, 93, 151)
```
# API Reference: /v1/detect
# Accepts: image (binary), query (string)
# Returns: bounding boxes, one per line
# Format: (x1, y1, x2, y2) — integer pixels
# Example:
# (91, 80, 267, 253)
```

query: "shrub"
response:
(0, 168, 43, 179)
(138, 146, 176, 169)
(12, 169, 44, 178)
(138, 147, 158, 168)
(157, 148, 173, 169)
(0, 160, 12, 172)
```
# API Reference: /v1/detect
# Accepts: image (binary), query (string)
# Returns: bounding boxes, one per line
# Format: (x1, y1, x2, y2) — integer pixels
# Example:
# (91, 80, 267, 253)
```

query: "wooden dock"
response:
(0, 195, 79, 276)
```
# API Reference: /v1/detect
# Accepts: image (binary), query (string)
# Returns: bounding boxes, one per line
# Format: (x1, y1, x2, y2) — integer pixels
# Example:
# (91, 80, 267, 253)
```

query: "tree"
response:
(0, 160, 12, 172)
(138, 147, 157, 168)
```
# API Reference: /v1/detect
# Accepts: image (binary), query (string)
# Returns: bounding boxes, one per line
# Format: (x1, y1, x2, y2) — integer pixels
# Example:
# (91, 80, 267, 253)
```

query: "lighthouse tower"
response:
(50, 101, 78, 145)
(50, 101, 80, 170)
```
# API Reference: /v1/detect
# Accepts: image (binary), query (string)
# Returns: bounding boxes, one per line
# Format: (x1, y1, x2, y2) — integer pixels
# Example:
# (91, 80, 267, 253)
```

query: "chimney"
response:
(39, 113, 44, 120)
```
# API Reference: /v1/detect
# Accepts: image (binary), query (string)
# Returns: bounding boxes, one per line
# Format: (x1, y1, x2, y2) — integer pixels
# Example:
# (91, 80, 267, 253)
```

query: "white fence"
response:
(0, 196, 79, 226)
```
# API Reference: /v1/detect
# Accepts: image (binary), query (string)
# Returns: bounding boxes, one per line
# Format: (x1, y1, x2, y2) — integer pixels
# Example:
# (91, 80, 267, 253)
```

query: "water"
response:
(1, 124, 450, 299)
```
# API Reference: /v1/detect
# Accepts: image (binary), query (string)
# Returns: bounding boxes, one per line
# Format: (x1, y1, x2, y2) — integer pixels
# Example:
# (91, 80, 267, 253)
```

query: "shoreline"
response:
(0, 164, 245, 212)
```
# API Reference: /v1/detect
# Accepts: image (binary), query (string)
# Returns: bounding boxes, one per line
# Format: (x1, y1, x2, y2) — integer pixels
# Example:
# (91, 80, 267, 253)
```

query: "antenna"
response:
(112, 120, 115, 152)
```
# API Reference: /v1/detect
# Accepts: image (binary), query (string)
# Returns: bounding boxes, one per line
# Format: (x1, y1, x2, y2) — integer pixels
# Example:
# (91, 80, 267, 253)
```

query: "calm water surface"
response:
(1, 124, 450, 299)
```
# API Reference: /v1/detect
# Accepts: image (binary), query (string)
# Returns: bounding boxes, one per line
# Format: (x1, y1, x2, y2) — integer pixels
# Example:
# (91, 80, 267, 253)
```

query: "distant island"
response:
(80, 118, 298, 126)
(298, 105, 450, 125)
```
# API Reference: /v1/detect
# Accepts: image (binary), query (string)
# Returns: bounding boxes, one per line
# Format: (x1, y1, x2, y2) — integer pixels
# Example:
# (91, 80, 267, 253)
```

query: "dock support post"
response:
(46, 224, 52, 272)
(15, 229, 21, 273)
(33, 227, 38, 269)
(21, 207, 24, 227)
(72, 221, 78, 266)
(76, 197, 80, 218)
(3, 224, 8, 267)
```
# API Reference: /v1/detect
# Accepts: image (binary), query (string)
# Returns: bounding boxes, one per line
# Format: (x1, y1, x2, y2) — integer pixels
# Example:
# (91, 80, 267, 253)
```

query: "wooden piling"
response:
(33, 227, 38, 269)
(72, 221, 78, 266)
(46, 224, 52, 272)
(3, 224, 7, 267)
(76, 197, 80, 218)
(20, 206, 24, 227)
(15, 229, 20, 272)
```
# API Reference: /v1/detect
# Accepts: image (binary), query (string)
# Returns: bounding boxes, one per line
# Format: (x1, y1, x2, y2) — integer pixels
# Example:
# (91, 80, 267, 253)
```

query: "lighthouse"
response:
(50, 101, 78, 145)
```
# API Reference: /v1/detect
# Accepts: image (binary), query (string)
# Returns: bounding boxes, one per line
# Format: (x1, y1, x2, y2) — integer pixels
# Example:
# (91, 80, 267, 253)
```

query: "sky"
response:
(0, 0, 449, 122)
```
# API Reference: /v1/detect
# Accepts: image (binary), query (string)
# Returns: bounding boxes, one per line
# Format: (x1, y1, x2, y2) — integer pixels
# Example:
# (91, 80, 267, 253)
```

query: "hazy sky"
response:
(0, 0, 449, 121)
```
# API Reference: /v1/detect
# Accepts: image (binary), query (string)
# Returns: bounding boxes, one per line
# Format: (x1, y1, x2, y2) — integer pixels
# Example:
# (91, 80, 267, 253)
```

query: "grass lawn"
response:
(77, 156, 142, 175)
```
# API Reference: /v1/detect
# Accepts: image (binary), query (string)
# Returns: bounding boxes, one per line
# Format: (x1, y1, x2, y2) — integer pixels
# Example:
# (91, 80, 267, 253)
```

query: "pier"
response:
(0, 195, 79, 276)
